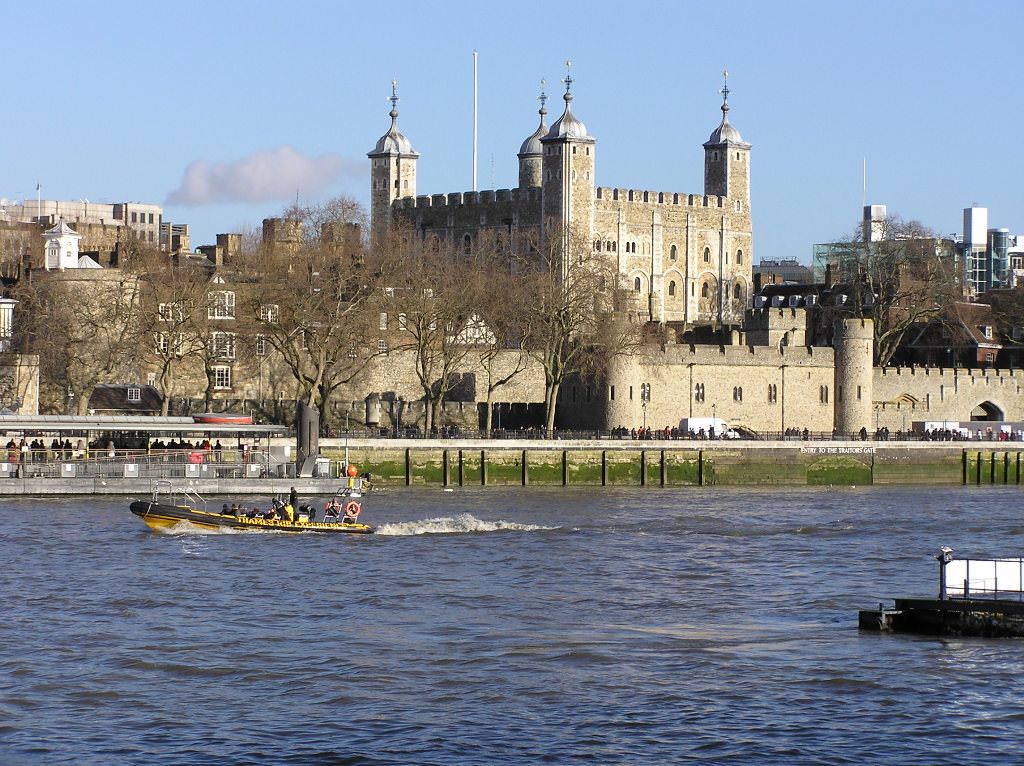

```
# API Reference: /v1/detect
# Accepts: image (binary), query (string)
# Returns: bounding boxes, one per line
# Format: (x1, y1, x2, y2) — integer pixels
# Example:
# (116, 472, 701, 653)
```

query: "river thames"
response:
(3, 486, 1024, 765)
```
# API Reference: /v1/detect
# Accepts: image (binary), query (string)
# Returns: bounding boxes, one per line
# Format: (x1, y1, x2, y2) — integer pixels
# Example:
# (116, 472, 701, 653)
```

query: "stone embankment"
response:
(2, 439, 1021, 494)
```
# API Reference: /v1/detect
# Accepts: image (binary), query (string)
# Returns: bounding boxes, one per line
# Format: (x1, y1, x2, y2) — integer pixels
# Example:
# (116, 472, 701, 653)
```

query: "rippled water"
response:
(3, 486, 1024, 765)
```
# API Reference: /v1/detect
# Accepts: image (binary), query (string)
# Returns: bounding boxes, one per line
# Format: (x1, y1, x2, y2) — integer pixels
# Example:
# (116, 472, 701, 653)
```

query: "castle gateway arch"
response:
(970, 401, 1004, 421)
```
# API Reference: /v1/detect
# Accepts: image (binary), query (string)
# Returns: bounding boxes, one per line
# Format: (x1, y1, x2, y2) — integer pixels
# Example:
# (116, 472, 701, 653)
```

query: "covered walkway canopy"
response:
(0, 415, 287, 436)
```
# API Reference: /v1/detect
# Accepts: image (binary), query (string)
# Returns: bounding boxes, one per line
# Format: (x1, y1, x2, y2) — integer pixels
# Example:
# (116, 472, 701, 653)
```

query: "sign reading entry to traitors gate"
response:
(945, 559, 1024, 600)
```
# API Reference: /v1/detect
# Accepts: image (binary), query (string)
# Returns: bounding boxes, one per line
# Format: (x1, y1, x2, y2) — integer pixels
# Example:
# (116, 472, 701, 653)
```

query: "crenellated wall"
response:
(595, 188, 725, 208)
(873, 366, 1024, 430)
(395, 187, 542, 210)
(558, 343, 836, 434)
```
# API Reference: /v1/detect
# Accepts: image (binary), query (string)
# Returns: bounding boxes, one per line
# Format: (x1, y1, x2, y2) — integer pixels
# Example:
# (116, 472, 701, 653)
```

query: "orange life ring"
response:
(344, 500, 361, 518)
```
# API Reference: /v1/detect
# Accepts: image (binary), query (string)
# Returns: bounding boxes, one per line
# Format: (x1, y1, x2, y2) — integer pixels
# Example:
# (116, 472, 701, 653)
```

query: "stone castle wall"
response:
(392, 188, 543, 249)
(873, 366, 1024, 430)
(593, 188, 751, 326)
(557, 344, 836, 434)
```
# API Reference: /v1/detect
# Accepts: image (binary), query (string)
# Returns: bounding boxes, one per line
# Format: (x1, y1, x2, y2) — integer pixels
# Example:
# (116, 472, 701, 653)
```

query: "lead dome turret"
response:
(369, 81, 418, 158)
(518, 82, 548, 188)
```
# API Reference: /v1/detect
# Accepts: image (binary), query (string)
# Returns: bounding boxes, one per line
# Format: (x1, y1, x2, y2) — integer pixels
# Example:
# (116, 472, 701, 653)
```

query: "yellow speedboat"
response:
(129, 483, 374, 534)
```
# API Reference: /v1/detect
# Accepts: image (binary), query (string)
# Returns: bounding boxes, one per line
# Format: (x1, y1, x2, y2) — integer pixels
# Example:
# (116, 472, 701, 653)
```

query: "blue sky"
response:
(3, 0, 1021, 262)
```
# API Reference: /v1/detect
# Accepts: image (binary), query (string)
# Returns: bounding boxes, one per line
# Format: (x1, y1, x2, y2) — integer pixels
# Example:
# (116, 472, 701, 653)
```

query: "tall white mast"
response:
(862, 157, 867, 208)
(472, 50, 478, 191)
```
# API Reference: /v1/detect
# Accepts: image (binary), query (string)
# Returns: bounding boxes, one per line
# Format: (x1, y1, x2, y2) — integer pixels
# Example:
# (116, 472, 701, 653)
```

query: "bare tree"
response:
(239, 197, 381, 425)
(14, 270, 142, 413)
(470, 233, 533, 434)
(522, 222, 642, 433)
(135, 257, 213, 415)
(380, 228, 482, 433)
(818, 215, 961, 365)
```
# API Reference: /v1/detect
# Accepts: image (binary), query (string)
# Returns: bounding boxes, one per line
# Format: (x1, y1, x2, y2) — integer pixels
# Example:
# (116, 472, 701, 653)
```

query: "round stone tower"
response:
(833, 318, 874, 436)
(517, 82, 548, 189)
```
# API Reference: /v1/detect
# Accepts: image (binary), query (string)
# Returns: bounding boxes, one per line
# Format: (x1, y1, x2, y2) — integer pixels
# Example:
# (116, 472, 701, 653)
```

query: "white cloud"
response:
(166, 145, 361, 206)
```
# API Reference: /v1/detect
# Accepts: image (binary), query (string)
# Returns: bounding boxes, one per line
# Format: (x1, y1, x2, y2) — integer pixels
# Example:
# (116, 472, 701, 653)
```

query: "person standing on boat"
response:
(289, 486, 298, 510)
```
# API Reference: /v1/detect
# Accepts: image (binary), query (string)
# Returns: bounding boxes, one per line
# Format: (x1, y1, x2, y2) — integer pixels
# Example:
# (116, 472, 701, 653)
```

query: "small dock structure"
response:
(861, 548, 1024, 637)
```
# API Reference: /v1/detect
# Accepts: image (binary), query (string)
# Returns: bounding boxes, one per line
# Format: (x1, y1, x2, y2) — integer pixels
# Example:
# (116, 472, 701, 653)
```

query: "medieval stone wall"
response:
(873, 366, 1024, 430)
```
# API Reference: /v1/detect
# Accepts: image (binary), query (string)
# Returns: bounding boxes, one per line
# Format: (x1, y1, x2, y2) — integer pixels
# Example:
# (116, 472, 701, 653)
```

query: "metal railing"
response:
(322, 427, 1016, 443)
(945, 558, 1024, 601)
(0, 448, 293, 481)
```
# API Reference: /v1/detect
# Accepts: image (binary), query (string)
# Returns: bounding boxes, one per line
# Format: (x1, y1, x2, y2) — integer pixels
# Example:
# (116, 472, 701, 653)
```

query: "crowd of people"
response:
(5, 438, 86, 464)
(610, 425, 738, 441)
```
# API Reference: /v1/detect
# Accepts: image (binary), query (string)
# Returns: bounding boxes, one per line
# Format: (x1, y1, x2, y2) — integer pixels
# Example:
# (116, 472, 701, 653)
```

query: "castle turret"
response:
(368, 81, 418, 235)
(42, 220, 82, 271)
(703, 70, 750, 206)
(517, 82, 548, 189)
(833, 318, 874, 436)
(541, 62, 596, 254)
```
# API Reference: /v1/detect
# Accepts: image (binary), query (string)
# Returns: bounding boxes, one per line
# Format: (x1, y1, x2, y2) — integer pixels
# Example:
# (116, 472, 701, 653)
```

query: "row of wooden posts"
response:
(394, 448, 1024, 487)
(403, 448, 706, 486)
(965, 451, 1024, 485)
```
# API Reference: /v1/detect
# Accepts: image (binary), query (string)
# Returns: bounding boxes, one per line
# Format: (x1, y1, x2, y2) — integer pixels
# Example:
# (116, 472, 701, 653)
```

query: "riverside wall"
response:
(4, 439, 1022, 494)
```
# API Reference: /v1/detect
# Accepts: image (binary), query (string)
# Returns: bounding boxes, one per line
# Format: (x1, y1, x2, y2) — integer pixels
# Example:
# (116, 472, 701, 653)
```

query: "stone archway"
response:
(970, 401, 1004, 421)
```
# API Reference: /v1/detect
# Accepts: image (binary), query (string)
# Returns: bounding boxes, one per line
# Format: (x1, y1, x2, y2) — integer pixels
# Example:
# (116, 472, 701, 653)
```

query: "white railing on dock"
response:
(945, 558, 1024, 601)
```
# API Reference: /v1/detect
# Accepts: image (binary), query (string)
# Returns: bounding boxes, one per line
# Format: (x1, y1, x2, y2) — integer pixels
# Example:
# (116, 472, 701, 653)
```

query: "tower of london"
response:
(368, 71, 753, 329)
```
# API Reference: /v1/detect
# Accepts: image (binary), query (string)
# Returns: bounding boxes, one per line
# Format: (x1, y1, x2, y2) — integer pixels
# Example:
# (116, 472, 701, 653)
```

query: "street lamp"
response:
(395, 397, 403, 439)
(640, 383, 650, 431)
(712, 402, 717, 439)
(67, 384, 74, 416)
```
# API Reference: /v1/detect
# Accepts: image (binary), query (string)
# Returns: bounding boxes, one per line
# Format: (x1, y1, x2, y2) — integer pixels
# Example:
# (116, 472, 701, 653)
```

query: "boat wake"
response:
(375, 513, 559, 537)
(157, 521, 252, 536)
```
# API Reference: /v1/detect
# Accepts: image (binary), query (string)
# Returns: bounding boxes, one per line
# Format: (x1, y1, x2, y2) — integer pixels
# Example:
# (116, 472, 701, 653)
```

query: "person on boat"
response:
(263, 507, 277, 521)
(222, 503, 230, 515)
(247, 507, 260, 519)
(324, 499, 342, 521)
(281, 502, 295, 523)
(229, 504, 239, 517)
(289, 486, 298, 510)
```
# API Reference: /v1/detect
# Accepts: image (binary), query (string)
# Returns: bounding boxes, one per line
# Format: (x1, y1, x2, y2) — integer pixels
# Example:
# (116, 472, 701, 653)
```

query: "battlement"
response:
(596, 187, 726, 209)
(878, 366, 1023, 382)
(395, 187, 541, 211)
(745, 306, 808, 328)
(626, 342, 836, 368)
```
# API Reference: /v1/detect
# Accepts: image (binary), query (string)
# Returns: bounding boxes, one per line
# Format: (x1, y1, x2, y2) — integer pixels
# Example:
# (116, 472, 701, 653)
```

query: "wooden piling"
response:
(521, 449, 529, 486)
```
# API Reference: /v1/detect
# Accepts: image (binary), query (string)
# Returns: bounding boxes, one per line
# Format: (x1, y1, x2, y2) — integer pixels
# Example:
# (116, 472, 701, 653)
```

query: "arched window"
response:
(462, 234, 472, 254)
(736, 249, 744, 264)
(634, 277, 642, 293)
(733, 283, 741, 299)
(703, 247, 711, 263)
(668, 281, 676, 297)
(701, 283, 709, 298)
(669, 244, 677, 261)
